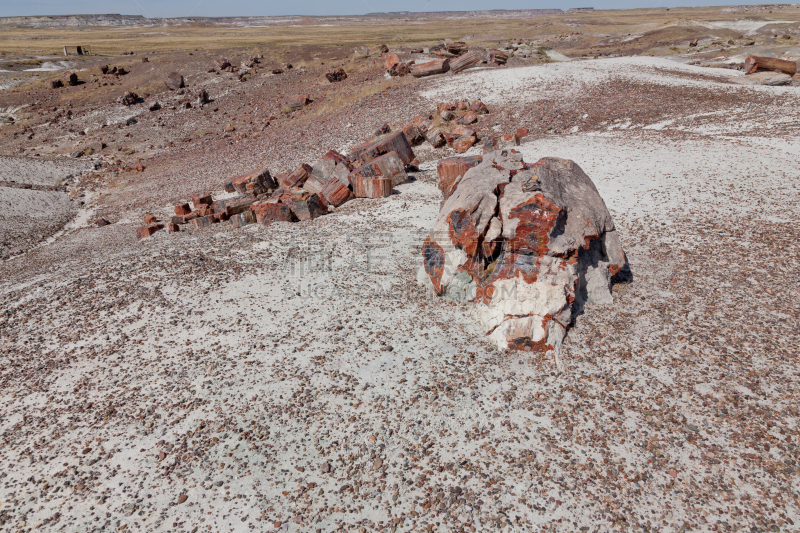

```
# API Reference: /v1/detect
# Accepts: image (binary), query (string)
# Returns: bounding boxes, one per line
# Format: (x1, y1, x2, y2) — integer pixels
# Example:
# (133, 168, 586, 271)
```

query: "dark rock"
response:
(165, 72, 184, 90)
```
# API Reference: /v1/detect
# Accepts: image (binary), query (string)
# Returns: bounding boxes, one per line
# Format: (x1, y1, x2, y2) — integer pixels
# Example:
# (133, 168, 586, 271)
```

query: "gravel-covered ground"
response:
(0, 57, 799, 533)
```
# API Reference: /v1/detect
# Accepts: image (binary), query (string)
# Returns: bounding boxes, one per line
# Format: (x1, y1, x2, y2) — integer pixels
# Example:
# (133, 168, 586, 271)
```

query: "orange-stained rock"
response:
(419, 151, 628, 368)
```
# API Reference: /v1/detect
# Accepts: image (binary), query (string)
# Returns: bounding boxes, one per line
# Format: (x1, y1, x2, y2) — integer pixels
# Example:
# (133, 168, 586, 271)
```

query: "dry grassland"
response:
(1, 5, 799, 58)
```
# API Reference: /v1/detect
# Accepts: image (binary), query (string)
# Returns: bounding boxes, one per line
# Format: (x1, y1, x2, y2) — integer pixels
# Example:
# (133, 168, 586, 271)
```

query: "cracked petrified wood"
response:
(418, 150, 627, 368)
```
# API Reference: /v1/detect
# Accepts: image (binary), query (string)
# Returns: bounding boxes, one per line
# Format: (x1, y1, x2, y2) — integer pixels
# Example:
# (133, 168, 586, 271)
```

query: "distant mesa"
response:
(0, 9, 567, 27)
(0, 14, 147, 27)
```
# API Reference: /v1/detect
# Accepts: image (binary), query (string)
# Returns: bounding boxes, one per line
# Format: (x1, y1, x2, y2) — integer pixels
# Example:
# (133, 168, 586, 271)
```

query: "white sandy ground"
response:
(422, 56, 782, 106)
(676, 19, 798, 33)
(0, 156, 93, 258)
(1, 57, 799, 532)
(23, 61, 76, 72)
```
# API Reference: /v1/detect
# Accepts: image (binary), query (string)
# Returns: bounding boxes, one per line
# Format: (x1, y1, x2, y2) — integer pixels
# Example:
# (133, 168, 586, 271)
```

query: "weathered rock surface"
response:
(734, 71, 793, 86)
(418, 150, 627, 367)
(325, 68, 347, 83)
(165, 72, 184, 90)
(117, 91, 138, 106)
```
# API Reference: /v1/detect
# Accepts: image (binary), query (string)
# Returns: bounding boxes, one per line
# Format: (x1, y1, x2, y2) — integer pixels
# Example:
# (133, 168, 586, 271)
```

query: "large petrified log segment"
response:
(320, 179, 353, 207)
(231, 169, 276, 196)
(251, 202, 293, 226)
(418, 151, 627, 368)
(229, 210, 256, 228)
(349, 151, 408, 187)
(355, 132, 415, 166)
(288, 190, 328, 221)
(744, 56, 797, 75)
(279, 164, 313, 188)
(411, 59, 450, 78)
(449, 51, 480, 73)
(304, 151, 353, 194)
(351, 176, 392, 198)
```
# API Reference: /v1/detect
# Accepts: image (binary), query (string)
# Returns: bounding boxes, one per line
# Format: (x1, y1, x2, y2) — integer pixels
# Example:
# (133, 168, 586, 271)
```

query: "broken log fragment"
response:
(487, 49, 508, 65)
(457, 111, 478, 125)
(171, 213, 199, 225)
(229, 210, 257, 228)
(437, 155, 483, 199)
(351, 176, 392, 198)
(216, 196, 256, 216)
(287, 94, 311, 112)
(320, 179, 353, 207)
(231, 169, 276, 196)
(252, 202, 293, 226)
(288, 190, 328, 221)
(469, 100, 489, 115)
(355, 131, 415, 166)
(192, 194, 213, 209)
(136, 224, 163, 240)
(325, 68, 347, 82)
(402, 124, 426, 146)
(449, 51, 480, 74)
(444, 41, 468, 55)
(279, 164, 313, 188)
(349, 151, 408, 187)
(453, 135, 477, 153)
(385, 53, 400, 70)
(426, 127, 446, 148)
(744, 56, 797, 76)
(304, 151, 353, 194)
(411, 59, 450, 78)
(192, 216, 214, 230)
(174, 203, 192, 216)
(388, 62, 410, 77)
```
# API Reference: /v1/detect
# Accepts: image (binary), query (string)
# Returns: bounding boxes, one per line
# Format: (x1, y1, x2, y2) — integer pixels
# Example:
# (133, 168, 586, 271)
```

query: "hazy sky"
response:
(2, 0, 781, 19)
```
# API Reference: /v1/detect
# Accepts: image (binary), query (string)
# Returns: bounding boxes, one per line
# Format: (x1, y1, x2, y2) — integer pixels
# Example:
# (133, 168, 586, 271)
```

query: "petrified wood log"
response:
(349, 151, 408, 187)
(418, 151, 627, 368)
(449, 51, 480, 74)
(744, 56, 797, 75)
(351, 176, 392, 198)
(231, 169, 276, 196)
(385, 53, 400, 70)
(304, 151, 353, 194)
(411, 59, 450, 78)
(353, 132, 415, 166)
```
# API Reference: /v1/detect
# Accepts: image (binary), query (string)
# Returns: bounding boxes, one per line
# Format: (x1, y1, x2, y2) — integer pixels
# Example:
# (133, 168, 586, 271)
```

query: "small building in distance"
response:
(62, 45, 90, 56)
